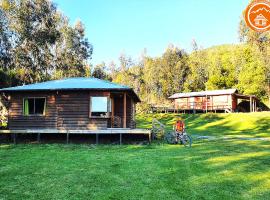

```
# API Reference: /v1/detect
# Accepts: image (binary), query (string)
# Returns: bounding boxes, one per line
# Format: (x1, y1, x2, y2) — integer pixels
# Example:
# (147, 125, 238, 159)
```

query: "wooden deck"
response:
(0, 128, 152, 144)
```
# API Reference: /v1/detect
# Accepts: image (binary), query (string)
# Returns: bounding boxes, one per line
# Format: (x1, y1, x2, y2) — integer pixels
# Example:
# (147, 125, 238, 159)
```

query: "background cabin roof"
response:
(0, 77, 140, 101)
(169, 89, 238, 99)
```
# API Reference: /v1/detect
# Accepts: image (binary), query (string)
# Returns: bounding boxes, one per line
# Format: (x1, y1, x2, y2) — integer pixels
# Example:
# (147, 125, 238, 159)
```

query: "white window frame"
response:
(89, 96, 111, 118)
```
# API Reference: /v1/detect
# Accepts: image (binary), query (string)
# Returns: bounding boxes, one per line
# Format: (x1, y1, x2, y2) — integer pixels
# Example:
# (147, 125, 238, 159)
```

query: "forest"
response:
(1, 0, 270, 108)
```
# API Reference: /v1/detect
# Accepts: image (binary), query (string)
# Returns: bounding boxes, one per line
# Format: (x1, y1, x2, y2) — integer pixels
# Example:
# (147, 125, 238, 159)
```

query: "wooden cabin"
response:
(0, 78, 140, 130)
(169, 89, 258, 113)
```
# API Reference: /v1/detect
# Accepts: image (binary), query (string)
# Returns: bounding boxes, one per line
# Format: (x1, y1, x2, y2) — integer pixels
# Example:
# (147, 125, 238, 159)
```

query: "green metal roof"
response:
(0, 77, 140, 101)
(0, 77, 130, 91)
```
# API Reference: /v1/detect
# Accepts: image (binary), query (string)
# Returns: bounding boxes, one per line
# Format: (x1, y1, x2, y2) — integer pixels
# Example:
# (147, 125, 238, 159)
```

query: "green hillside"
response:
(136, 112, 270, 138)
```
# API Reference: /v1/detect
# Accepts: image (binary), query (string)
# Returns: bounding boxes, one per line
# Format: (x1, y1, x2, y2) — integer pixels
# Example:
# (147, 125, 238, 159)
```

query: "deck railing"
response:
(152, 118, 165, 139)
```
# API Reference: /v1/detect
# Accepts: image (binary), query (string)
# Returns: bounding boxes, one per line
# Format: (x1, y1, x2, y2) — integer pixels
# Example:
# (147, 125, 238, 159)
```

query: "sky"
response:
(54, 0, 250, 66)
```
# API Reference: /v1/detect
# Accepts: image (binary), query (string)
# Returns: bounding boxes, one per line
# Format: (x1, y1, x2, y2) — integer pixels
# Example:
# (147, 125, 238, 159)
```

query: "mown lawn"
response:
(1, 141, 270, 200)
(0, 112, 270, 200)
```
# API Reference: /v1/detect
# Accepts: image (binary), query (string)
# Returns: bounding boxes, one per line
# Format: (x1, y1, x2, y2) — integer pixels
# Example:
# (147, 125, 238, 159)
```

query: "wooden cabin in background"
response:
(169, 89, 258, 113)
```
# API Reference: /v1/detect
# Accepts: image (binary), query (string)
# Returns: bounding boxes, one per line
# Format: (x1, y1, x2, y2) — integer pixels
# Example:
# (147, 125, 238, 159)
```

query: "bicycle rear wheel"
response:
(181, 135, 192, 147)
(165, 132, 177, 144)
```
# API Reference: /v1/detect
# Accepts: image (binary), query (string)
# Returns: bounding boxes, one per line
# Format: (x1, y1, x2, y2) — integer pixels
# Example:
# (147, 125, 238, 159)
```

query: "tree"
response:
(237, 45, 267, 97)
(92, 62, 110, 80)
(184, 48, 208, 92)
(2, 0, 62, 83)
(53, 20, 92, 79)
(239, 16, 270, 100)
(0, 0, 92, 86)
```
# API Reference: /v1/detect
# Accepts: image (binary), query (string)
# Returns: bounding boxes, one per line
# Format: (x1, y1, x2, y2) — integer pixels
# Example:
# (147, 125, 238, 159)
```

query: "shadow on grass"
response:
(0, 138, 270, 199)
(156, 139, 270, 199)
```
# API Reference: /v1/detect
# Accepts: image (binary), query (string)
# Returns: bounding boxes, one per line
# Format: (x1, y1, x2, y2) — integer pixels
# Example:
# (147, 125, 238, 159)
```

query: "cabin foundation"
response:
(0, 129, 152, 144)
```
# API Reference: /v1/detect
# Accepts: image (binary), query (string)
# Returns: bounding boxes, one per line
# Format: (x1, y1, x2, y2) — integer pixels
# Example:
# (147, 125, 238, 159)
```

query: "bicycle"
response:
(165, 129, 192, 147)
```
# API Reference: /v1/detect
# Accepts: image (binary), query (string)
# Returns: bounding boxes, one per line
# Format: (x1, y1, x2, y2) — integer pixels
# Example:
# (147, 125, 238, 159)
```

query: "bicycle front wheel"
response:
(181, 135, 192, 147)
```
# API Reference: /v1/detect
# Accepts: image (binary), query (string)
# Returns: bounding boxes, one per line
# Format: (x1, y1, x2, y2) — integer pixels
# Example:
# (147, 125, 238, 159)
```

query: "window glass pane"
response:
(91, 97, 108, 112)
(35, 98, 45, 114)
(28, 99, 35, 114)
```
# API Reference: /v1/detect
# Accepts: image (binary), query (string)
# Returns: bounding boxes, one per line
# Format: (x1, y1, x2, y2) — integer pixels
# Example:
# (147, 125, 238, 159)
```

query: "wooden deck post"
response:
(119, 133, 122, 145)
(96, 134, 99, 144)
(205, 95, 208, 113)
(37, 133, 41, 143)
(13, 133, 16, 144)
(111, 97, 114, 127)
(253, 99, 255, 112)
(66, 133, 69, 144)
(255, 100, 257, 112)
(250, 96, 252, 112)
(123, 92, 127, 128)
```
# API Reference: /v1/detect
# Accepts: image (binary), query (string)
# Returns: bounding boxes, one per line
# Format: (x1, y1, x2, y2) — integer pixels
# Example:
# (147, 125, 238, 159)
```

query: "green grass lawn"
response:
(136, 112, 270, 138)
(1, 112, 270, 200)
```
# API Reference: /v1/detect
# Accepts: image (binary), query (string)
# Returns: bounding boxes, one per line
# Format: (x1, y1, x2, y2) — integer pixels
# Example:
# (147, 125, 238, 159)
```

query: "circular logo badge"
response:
(244, 0, 270, 32)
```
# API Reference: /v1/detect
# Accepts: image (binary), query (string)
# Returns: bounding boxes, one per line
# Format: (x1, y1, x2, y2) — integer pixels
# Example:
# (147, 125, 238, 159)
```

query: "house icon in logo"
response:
(254, 14, 268, 26)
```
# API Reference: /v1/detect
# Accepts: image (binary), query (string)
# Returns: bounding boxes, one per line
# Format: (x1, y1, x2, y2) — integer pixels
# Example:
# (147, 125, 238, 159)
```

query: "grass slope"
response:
(136, 112, 270, 138)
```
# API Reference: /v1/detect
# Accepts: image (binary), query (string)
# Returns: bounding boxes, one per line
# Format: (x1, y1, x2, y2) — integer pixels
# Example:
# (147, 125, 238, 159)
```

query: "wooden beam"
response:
(13, 133, 16, 144)
(250, 96, 252, 112)
(37, 133, 41, 143)
(66, 133, 69, 144)
(205, 95, 208, 113)
(255, 100, 257, 112)
(123, 92, 127, 128)
(96, 134, 99, 144)
(119, 133, 122, 145)
(0, 129, 151, 134)
(111, 97, 114, 128)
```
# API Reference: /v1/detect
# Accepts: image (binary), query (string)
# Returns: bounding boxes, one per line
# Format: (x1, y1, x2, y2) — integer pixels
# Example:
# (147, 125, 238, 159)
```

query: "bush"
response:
(0, 121, 7, 129)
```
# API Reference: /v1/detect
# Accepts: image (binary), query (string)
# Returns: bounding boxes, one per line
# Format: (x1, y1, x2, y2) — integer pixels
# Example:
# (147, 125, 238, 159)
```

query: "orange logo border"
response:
(244, 0, 270, 32)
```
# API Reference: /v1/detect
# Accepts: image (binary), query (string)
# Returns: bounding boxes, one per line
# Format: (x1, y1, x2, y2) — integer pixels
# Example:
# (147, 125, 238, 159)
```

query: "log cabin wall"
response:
(56, 91, 109, 130)
(126, 96, 134, 128)
(8, 90, 136, 130)
(8, 91, 57, 129)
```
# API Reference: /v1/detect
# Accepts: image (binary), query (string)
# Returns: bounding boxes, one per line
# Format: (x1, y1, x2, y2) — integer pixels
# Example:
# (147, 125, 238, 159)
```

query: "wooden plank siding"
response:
(8, 92, 57, 129)
(127, 96, 135, 128)
(8, 90, 136, 130)
(174, 94, 234, 111)
(56, 91, 108, 130)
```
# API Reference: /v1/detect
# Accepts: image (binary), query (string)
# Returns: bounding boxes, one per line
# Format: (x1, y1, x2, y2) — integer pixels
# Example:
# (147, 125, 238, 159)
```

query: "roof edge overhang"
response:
(168, 94, 234, 99)
(1, 88, 141, 103)
(168, 89, 239, 99)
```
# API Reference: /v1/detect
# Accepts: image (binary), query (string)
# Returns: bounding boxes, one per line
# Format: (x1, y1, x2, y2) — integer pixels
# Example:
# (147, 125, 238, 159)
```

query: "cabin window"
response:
(90, 97, 111, 117)
(23, 98, 46, 116)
